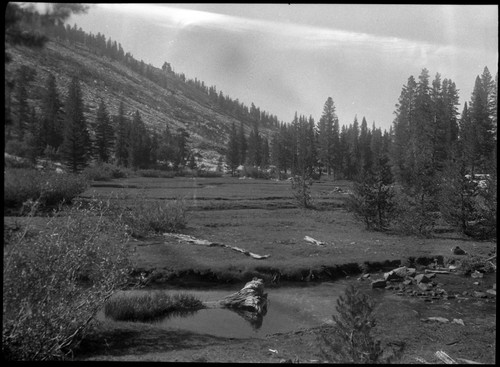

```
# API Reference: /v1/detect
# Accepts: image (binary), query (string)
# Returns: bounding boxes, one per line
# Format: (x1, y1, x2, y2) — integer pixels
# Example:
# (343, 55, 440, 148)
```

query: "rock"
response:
(462, 291, 468, 296)
(403, 279, 412, 286)
(473, 291, 488, 298)
(371, 279, 387, 288)
(362, 273, 371, 279)
(471, 270, 484, 279)
(415, 274, 432, 284)
(452, 318, 465, 326)
(384, 266, 415, 281)
(486, 289, 496, 296)
(357, 277, 362, 281)
(473, 282, 480, 286)
(426, 273, 436, 279)
(493, 283, 496, 290)
(452, 246, 467, 255)
(418, 282, 431, 291)
(385, 285, 394, 290)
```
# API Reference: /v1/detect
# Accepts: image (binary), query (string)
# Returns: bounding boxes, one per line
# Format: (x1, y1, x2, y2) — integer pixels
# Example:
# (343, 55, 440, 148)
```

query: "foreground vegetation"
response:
(3, 198, 132, 360)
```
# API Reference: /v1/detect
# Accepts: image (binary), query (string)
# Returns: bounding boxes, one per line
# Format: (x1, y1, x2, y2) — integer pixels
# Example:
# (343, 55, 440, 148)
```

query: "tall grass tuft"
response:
(104, 292, 204, 322)
(2, 198, 132, 360)
(82, 162, 132, 181)
(120, 195, 188, 238)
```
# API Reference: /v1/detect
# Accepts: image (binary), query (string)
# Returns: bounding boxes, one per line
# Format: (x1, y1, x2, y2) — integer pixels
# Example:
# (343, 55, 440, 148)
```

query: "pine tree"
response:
(225, 122, 240, 176)
(93, 99, 114, 163)
(238, 122, 248, 165)
(318, 97, 336, 176)
(60, 76, 90, 172)
(114, 101, 130, 167)
(40, 73, 64, 151)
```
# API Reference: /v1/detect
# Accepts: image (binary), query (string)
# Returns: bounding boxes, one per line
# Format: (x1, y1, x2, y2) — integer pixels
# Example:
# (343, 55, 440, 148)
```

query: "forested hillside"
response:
(4, 4, 281, 170)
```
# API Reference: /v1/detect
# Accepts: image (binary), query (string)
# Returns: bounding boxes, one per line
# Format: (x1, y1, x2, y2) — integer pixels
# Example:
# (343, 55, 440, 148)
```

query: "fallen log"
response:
(435, 350, 457, 364)
(304, 236, 325, 246)
(164, 233, 270, 259)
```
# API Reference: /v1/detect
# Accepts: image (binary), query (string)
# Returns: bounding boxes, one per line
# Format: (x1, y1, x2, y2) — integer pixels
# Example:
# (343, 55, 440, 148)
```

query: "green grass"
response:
(104, 291, 205, 322)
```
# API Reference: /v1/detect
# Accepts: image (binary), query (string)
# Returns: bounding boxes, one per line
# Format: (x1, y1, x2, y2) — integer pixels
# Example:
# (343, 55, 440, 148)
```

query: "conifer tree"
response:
(93, 99, 114, 163)
(60, 76, 90, 172)
(318, 97, 336, 176)
(226, 122, 240, 176)
(238, 122, 248, 165)
(40, 73, 63, 151)
(114, 101, 130, 167)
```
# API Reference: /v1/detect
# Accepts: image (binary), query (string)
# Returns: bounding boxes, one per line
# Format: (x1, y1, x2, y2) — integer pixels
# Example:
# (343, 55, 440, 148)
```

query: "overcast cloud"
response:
(67, 4, 498, 130)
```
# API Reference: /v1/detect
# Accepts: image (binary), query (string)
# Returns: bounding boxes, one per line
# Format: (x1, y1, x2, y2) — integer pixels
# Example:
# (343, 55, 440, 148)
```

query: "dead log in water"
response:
(204, 278, 268, 315)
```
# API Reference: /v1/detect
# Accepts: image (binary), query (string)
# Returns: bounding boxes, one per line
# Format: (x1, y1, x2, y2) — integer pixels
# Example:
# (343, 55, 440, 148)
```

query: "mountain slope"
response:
(5, 39, 279, 162)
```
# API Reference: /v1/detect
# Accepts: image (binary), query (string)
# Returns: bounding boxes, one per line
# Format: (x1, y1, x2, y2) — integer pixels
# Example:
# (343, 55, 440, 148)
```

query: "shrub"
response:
(119, 195, 188, 238)
(391, 189, 437, 237)
(137, 169, 175, 178)
(290, 174, 314, 209)
(194, 169, 223, 178)
(241, 165, 270, 179)
(318, 285, 401, 363)
(347, 170, 395, 231)
(2, 199, 132, 360)
(4, 168, 88, 213)
(104, 292, 204, 322)
(4, 152, 35, 169)
(83, 163, 131, 181)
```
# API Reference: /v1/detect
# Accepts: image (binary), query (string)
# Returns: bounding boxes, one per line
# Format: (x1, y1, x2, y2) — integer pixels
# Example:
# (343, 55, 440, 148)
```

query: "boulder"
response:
(415, 273, 432, 284)
(384, 266, 415, 281)
(452, 246, 467, 255)
(371, 279, 387, 288)
(486, 289, 496, 296)
(471, 270, 484, 279)
(418, 282, 431, 291)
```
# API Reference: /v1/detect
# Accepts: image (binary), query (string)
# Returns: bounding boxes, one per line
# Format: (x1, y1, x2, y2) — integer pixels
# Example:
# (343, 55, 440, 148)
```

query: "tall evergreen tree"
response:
(92, 99, 114, 163)
(238, 122, 247, 165)
(225, 122, 240, 176)
(40, 73, 64, 150)
(318, 97, 336, 176)
(114, 101, 130, 167)
(60, 76, 90, 172)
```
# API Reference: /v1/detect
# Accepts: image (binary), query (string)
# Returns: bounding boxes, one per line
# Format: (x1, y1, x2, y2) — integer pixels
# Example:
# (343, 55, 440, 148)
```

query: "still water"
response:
(100, 280, 386, 339)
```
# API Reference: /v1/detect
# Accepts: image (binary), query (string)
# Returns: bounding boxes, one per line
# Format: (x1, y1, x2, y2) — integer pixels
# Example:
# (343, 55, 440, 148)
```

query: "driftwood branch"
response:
(164, 233, 270, 259)
(425, 269, 452, 274)
(304, 236, 325, 246)
(435, 350, 457, 364)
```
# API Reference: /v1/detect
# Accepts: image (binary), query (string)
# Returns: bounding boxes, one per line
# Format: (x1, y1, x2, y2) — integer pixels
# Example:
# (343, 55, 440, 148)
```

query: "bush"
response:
(291, 174, 314, 209)
(104, 292, 204, 322)
(2, 199, 132, 360)
(194, 169, 223, 178)
(119, 196, 188, 238)
(137, 169, 175, 178)
(240, 166, 270, 179)
(347, 171, 395, 231)
(391, 189, 437, 237)
(318, 285, 401, 363)
(4, 168, 88, 213)
(82, 163, 131, 181)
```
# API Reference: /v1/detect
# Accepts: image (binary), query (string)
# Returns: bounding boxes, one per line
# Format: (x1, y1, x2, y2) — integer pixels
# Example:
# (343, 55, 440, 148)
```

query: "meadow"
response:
(77, 175, 495, 283)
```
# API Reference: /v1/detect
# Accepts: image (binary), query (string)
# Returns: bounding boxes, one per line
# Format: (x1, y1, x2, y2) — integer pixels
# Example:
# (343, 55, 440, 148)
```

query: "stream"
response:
(98, 279, 388, 339)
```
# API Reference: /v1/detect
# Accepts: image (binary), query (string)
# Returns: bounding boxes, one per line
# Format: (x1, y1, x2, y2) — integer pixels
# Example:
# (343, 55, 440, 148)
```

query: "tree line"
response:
(5, 68, 195, 172)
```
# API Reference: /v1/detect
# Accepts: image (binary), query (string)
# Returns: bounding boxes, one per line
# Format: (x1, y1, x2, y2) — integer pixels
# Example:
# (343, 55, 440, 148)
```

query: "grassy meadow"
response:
(77, 175, 495, 283)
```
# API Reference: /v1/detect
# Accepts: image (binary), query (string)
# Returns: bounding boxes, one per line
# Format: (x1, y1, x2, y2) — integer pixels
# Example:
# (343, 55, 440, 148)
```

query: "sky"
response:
(63, 3, 498, 131)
